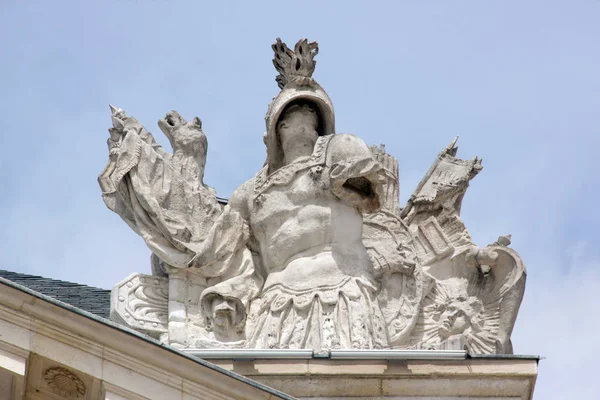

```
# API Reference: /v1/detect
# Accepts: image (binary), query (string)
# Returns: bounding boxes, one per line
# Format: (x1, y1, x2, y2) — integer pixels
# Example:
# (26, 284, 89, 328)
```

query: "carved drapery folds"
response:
(101, 39, 525, 354)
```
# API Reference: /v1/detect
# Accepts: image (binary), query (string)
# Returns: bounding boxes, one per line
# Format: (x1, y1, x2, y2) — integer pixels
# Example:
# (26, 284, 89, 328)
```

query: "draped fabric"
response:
(246, 278, 388, 350)
(99, 128, 221, 268)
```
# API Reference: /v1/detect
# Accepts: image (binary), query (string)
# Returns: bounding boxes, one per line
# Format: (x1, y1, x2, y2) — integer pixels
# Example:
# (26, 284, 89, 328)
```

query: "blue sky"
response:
(1, 1, 599, 397)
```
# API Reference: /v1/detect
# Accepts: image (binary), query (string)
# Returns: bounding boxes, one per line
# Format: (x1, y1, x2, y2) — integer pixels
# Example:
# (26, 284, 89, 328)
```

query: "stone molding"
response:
(209, 358, 538, 399)
(0, 278, 293, 400)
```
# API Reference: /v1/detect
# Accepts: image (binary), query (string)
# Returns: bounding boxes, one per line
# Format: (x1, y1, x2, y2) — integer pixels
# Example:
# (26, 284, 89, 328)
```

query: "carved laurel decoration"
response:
(43, 367, 86, 398)
(272, 38, 319, 89)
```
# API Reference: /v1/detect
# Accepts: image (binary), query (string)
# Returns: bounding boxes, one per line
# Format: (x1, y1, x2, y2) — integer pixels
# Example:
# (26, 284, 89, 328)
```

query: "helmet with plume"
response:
(264, 38, 335, 173)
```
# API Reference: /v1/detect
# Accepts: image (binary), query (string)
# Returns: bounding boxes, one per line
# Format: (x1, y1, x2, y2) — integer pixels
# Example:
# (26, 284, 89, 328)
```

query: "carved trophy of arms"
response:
(99, 106, 222, 271)
(362, 145, 428, 348)
(101, 106, 226, 343)
(401, 138, 526, 354)
(101, 38, 529, 354)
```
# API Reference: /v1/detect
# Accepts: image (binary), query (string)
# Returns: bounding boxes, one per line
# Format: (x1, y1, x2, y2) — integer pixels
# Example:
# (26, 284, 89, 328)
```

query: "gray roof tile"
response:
(0, 270, 110, 318)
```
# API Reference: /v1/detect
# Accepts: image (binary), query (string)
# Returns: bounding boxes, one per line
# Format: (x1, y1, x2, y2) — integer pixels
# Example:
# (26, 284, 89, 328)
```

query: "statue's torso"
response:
(248, 136, 373, 292)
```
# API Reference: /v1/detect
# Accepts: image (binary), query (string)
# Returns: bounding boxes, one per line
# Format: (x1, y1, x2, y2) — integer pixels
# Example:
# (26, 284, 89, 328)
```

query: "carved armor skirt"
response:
(245, 277, 388, 350)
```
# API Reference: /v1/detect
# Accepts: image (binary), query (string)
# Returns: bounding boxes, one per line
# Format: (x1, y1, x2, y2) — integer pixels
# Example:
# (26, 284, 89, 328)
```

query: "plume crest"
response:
(272, 38, 319, 89)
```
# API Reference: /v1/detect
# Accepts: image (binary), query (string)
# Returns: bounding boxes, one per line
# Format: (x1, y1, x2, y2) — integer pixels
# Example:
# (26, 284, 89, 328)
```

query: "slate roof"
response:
(0, 270, 111, 319)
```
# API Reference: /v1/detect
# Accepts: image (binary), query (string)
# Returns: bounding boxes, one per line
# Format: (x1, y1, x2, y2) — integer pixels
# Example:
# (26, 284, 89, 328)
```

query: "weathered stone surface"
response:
(110, 273, 168, 337)
(100, 38, 526, 354)
(206, 357, 537, 400)
(98, 107, 222, 270)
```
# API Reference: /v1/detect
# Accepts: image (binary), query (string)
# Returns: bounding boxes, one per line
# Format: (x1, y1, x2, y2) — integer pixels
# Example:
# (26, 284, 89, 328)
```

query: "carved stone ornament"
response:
(100, 38, 526, 354)
(111, 273, 168, 335)
(43, 367, 86, 398)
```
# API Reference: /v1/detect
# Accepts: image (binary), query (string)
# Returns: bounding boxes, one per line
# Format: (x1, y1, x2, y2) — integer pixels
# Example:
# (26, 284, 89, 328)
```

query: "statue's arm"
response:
(327, 133, 384, 213)
(189, 180, 252, 270)
(192, 180, 264, 338)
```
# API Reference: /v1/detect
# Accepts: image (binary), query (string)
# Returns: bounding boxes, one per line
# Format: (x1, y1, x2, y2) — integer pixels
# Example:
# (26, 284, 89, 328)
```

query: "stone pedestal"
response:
(194, 351, 538, 400)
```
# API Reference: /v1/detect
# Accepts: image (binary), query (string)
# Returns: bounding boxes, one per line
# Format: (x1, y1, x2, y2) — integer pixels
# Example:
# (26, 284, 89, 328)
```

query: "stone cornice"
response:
(0, 277, 293, 400)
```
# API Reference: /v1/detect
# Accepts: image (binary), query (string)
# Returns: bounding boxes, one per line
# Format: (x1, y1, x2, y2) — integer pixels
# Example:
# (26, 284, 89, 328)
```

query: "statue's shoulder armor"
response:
(229, 178, 255, 220)
(326, 133, 372, 165)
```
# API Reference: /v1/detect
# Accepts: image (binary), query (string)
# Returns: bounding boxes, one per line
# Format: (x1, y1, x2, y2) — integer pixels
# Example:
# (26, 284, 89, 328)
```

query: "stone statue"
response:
(101, 38, 526, 354)
(98, 107, 222, 270)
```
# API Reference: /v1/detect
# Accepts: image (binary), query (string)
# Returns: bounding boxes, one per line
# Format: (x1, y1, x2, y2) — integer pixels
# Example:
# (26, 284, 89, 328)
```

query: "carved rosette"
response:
(43, 367, 86, 398)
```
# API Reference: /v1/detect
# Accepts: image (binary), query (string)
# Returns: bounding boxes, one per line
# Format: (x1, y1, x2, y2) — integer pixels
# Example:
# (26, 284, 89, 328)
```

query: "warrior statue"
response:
(100, 38, 525, 354)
